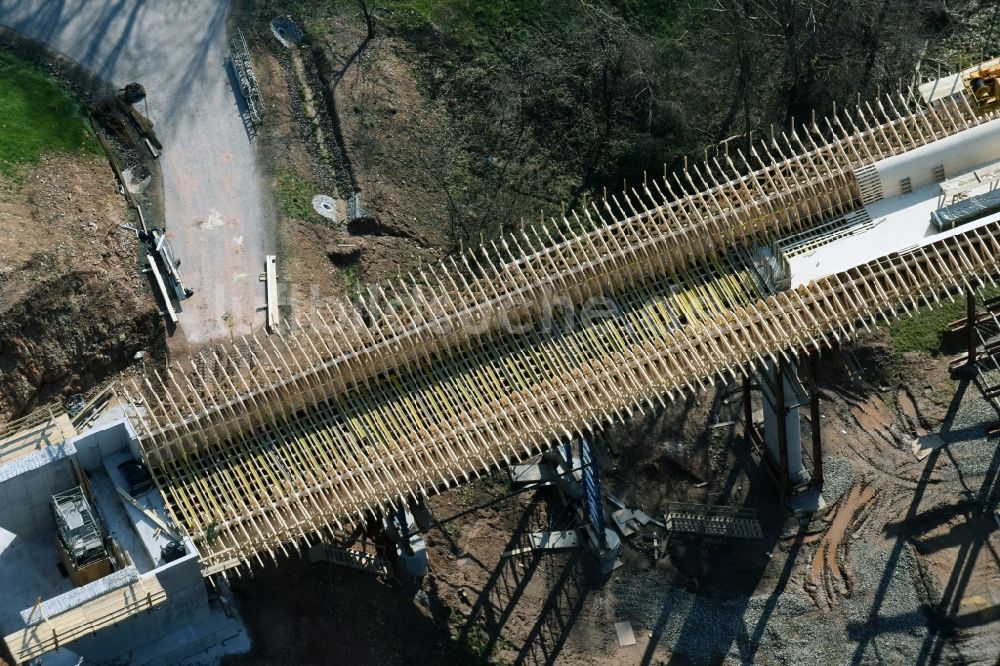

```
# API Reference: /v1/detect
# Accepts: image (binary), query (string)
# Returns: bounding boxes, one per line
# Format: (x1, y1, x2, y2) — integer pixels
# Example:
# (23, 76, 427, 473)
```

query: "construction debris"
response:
(911, 433, 946, 460)
(614, 621, 636, 647)
(118, 82, 146, 104)
(611, 508, 664, 537)
(152, 229, 190, 299)
(664, 503, 763, 540)
(529, 530, 581, 551)
(91, 84, 162, 160)
(230, 26, 263, 128)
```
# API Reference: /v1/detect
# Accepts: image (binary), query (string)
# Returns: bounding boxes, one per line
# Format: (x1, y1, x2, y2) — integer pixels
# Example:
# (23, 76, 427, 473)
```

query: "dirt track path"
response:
(0, 0, 274, 348)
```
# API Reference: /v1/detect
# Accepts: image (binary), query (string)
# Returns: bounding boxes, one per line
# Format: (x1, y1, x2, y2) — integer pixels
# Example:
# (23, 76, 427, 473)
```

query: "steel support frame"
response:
(774, 362, 791, 493)
(967, 289, 979, 368)
(808, 353, 824, 489)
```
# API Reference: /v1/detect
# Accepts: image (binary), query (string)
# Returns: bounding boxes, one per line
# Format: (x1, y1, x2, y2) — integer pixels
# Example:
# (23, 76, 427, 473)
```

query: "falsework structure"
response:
(121, 81, 1000, 576)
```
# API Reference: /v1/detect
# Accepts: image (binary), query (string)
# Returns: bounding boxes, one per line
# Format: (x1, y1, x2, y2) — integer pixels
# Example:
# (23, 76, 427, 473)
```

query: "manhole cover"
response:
(271, 16, 304, 47)
(312, 195, 337, 220)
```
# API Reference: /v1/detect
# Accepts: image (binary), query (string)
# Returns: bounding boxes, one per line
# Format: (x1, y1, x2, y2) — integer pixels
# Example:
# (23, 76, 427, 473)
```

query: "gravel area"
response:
(937, 389, 1000, 482)
(601, 382, 998, 665)
(820, 455, 855, 507)
(840, 540, 928, 664)
(611, 531, 933, 664)
(613, 569, 813, 664)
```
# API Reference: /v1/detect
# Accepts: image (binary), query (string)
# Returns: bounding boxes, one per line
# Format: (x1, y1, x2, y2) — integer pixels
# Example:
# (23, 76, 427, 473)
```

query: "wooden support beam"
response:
(265, 255, 279, 333)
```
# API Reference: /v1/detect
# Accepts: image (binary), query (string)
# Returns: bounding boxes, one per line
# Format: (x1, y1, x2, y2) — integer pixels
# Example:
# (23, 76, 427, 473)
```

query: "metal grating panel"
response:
(665, 512, 763, 539)
(230, 26, 263, 127)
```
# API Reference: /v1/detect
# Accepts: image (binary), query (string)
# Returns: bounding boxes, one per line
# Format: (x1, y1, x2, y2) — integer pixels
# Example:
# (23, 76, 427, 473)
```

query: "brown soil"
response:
(319, 22, 451, 250)
(0, 154, 163, 419)
(245, 4, 448, 318)
(849, 395, 894, 432)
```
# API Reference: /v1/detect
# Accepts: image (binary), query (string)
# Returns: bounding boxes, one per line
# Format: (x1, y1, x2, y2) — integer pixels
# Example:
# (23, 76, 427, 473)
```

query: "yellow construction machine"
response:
(964, 61, 1000, 115)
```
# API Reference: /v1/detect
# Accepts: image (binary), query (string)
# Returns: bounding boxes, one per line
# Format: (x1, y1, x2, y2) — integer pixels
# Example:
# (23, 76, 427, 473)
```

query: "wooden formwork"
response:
(125, 221, 1000, 575)
(110, 83, 1000, 575)
(0, 409, 75, 467)
(129, 92, 995, 463)
(4, 577, 166, 663)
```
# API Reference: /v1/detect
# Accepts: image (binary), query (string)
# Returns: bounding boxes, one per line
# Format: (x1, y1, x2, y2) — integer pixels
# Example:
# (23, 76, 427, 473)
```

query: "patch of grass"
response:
(0, 50, 98, 178)
(340, 263, 361, 295)
(275, 167, 319, 221)
(443, 622, 510, 665)
(889, 286, 1000, 356)
(889, 299, 967, 356)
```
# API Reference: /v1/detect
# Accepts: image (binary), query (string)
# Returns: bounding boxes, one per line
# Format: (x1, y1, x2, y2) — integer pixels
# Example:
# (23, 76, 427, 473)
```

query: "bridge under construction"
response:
(101, 65, 1000, 577)
(4, 59, 1000, 666)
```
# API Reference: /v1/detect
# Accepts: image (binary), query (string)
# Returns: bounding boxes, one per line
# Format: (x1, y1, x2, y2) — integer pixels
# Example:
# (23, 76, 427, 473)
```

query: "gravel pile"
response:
(820, 455, 854, 507)
(611, 533, 930, 664)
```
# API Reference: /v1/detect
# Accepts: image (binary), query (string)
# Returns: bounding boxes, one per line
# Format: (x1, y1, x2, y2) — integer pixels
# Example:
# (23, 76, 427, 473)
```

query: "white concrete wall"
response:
(760, 361, 808, 485)
(872, 117, 1000, 200)
(63, 539, 211, 664)
(72, 418, 141, 471)
(0, 455, 77, 540)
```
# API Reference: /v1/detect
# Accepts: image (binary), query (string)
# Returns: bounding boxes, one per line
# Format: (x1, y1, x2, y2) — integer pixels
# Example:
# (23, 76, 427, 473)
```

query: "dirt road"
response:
(0, 0, 274, 347)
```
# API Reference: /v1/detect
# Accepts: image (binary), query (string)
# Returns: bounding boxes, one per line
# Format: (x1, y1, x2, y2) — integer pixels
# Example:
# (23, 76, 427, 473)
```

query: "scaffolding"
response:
(122, 221, 1000, 575)
(130, 91, 991, 456)
(51, 487, 106, 568)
